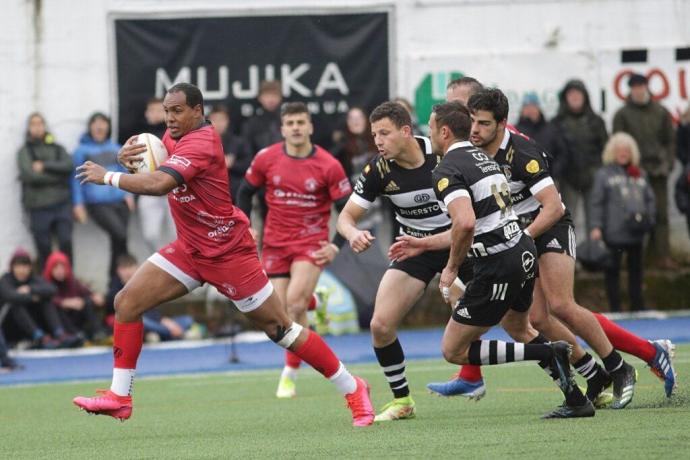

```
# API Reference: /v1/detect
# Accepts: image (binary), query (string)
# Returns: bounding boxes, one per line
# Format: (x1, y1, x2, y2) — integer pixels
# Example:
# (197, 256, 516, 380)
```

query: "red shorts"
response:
(261, 242, 322, 277)
(148, 230, 272, 312)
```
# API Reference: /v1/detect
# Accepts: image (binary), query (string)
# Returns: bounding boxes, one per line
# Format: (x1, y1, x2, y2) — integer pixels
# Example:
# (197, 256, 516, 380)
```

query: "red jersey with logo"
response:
(160, 123, 250, 259)
(244, 142, 351, 248)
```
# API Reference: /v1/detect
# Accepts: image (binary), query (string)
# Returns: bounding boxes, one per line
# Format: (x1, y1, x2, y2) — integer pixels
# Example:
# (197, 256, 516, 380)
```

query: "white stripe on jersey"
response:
(475, 209, 508, 236)
(443, 189, 470, 206)
(509, 180, 525, 194)
(397, 213, 452, 231)
(349, 193, 374, 210)
(512, 198, 541, 216)
(388, 188, 439, 209)
(470, 174, 507, 202)
(529, 177, 554, 196)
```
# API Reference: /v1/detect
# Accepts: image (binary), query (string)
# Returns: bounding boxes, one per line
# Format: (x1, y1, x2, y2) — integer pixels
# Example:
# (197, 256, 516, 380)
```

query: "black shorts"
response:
(452, 234, 538, 327)
(390, 248, 474, 285)
(535, 221, 576, 259)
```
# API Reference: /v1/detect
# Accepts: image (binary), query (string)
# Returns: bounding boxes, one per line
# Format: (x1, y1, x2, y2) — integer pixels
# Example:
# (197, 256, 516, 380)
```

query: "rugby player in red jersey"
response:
(73, 83, 374, 427)
(236, 102, 352, 398)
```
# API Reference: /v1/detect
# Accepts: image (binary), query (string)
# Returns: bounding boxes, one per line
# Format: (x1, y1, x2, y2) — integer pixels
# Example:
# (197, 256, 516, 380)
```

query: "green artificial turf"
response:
(1, 346, 688, 459)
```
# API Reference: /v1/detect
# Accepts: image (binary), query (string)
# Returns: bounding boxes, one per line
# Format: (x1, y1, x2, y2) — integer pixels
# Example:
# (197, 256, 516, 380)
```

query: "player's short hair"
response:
(370, 101, 412, 129)
(447, 76, 483, 94)
(168, 82, 204, 111)
(259, 80, 282, 96)
(432, 101, 471, 140)
(280, 101, 310, 119)
(116, 253, 138, 268)
(468, 88, 509, 122)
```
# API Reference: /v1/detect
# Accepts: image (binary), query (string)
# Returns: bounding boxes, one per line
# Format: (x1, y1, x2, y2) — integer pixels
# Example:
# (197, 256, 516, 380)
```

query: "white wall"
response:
(2, 0, 689, 281)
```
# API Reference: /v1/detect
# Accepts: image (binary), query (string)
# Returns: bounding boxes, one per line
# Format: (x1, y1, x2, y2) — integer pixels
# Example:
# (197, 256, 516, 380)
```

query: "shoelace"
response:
(345, 391, 370, 417)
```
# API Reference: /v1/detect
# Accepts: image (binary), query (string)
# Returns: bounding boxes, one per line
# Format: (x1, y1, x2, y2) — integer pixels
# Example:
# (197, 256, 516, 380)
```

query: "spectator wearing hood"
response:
(613, 74, 676, 269)
(72, 112, 134, 287)
(0, 249, 80, 348)
(516, 92, 569, 183)
(552, 79, 608, 229)
(43, 251, 107, 341)
(590, 133, 655, 312)
(16, 112, 74, 270)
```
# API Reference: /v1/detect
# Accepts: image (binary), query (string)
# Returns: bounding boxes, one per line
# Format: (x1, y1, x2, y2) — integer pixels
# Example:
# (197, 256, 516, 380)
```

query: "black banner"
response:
(114, 12, 390, 147)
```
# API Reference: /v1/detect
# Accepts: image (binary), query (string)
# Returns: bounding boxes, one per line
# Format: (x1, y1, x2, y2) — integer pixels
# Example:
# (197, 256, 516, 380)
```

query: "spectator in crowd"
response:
(331, 106, 384, 234)
(209, 104, 251, 201)
(16, 112, 74, 270)
(242, 80, 284, 155)
(516, 92, 569, 183)
(590, 133, 655, 312)
(675, 102, 690, 237)
(143, 309, 199, 343)
(138, 99, 174, 253)
(43, 251, 107, 342)
(553, 79, 608, 229)
(241, 80, 284, 220)
(0, 328, 22, 372)
(104, 253, 138, 330)
(0, 248, 81, 349)
(613, 73, 676, 269)
(72, 112, 134, 287)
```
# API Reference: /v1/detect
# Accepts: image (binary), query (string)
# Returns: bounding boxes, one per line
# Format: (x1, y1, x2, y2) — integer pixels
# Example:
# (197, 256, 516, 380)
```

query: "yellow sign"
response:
(526, 159, 540, 174)
(437, 177, 449, 192)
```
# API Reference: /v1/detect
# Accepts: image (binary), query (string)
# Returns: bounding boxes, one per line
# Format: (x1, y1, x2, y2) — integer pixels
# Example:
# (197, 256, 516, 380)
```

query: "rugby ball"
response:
(134, 133, 168, 173)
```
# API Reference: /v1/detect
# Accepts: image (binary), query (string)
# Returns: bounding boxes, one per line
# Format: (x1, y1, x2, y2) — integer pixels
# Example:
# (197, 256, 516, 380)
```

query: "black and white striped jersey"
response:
(432, 141, 522, 258)
(494, 128, 572, 226)
(350, 136, 450, 237)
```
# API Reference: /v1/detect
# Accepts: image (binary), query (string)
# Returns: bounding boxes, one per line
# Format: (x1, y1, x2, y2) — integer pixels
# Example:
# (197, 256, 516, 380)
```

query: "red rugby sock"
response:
(292, 330, 340, 378)
(458, 364, 483, 382)
(593, 313, 656, 363)
(285, 350, 302, 369)
(113, 320, 144, 369)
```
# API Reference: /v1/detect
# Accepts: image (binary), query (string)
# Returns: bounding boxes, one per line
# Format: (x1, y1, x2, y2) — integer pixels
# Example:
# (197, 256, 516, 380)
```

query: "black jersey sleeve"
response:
(349, 156, 384, 209)
(511, 136, 554, 194)
(432, 156, 470, 207)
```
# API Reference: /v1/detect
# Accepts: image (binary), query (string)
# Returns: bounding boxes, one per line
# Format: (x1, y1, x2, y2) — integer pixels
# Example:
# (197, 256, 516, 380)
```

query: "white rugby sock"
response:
(280, 365, 299, 381)
(329, 363, 357, 395)
(111, 368, 136, 396)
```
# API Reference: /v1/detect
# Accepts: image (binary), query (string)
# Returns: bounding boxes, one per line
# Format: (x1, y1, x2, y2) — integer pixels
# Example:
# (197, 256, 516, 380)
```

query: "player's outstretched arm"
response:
(526, 184, 565, 238)
(388, 230, 452, 262)
(336, 199, 375, 254)
(76, 161, 178, 196)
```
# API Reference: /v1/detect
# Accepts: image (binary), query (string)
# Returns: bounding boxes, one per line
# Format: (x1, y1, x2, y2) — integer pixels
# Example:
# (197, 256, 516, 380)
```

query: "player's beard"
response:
(471, 127, 497, 148)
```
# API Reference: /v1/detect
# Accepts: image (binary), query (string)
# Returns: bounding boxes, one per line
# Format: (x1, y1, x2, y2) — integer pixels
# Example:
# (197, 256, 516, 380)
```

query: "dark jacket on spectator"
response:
(677, 112, 690, 166)
(613, 97, 675, 178)
(241, 109, 282, 156)
(590, 164, 656, 246)
(553, 80, 608, 191)
(17, 134, 73, 209)
(516, 111, 569, 181)
(0, 266, 56, 308)
(674, 164, 690, 214)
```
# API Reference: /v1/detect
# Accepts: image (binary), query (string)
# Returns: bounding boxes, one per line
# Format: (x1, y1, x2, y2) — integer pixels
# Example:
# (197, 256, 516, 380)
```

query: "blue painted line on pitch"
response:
(1, 316, 689, 387)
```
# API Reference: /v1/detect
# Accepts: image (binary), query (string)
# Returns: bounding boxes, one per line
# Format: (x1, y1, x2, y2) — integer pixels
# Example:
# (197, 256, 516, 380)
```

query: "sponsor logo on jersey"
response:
(384, 180, 400, 193)
(304, 177, 318, 192)
(546, 238, 562, 249)
(522, 250, 536, 273)
(472, 151, 490, 162)
(437, 177, 449, 192)
(338, 177, 351, 193)
(414, 193, 431, 203)
(526, 159, 540, 174)
(167, 154, 192, 168)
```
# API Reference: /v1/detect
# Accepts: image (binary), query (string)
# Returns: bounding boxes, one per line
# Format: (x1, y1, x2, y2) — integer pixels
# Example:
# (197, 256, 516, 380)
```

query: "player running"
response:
(236, 102, 351, 398)
(429, 101, 591, 419)
(73, 83, 374, 427)
(335, 101, 475, 421)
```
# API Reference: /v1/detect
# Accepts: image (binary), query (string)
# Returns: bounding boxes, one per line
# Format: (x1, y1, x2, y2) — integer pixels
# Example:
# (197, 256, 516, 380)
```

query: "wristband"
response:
(104, 172, 123, 188)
